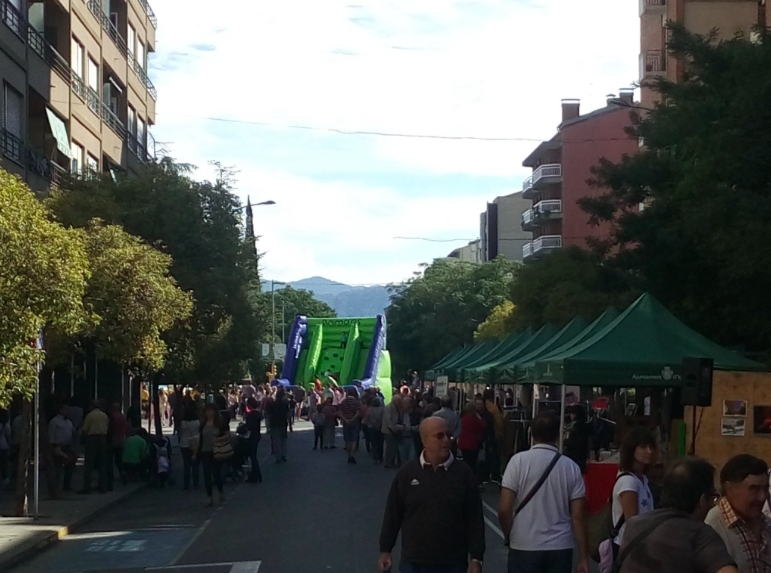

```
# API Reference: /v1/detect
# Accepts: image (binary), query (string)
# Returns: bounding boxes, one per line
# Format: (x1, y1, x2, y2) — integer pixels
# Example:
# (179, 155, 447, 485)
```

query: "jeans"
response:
(507, 548, 573, 573)
(362, 425, 372, 453)
(106, 446, 123, 490)
(247, 440, 262, 482)
(314, 426, 324, 449)
(270, 427, 287, 460)
(397, 436, 414, 464)
(384, 433, 399, 466)
(52, 445, 75, 490)
(180, 447, 200, 489)
(371, 431, 384, 462)
(486, 442, 501, 482)
(82, 435, 109, 493)
(400, 564, 466, 573)
(200, 452, 223, 497)
(0, 448, 9, 481)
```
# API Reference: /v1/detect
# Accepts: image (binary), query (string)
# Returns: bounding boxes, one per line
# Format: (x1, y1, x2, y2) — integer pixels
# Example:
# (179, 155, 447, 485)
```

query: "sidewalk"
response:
(0, 423, 177, 571)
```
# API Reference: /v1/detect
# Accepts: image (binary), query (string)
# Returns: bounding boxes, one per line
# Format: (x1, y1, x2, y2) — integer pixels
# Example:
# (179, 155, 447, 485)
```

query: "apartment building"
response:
(640, 0, 767, 107)
(0, 0, 157, 193)
(444, 239, 482, 264)
(520, 93, 639, 262)
(479, 192, 531, 263)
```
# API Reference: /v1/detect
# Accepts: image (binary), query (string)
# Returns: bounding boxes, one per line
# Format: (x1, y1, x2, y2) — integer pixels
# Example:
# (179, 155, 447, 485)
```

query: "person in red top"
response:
(458, 402, 486, 477)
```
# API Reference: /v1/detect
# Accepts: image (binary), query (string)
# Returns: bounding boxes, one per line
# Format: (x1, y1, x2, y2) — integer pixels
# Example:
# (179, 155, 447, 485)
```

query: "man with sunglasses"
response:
(618, 457, 738, 573)
(378, 417, 485, 573)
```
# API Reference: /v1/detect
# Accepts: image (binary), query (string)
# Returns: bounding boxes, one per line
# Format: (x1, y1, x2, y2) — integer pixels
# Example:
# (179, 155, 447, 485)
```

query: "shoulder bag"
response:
(514, 451, 561, 517)
(213, 431, 234, 461)
(588, 472, 633, 563)
(611, 513, 674, 573)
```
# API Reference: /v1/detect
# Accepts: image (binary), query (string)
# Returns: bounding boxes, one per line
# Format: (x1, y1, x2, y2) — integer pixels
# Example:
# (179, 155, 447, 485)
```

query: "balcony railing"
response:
(87, 87, 101, 114)
(640, 0, 666, 14)
(28, 148, 67, 185)
(644, 50, 665, 74)
(532, 163, 562, 190)
(101, 102, 127, 139)
(533, 235, 563, 255)
(137, 0, 157, 28)
(71, 73, 88, 102)
(522, 175, 535, 199)
(86, 0, 156, 100)
(1, 0, 23, 36)
(1, 128, 22, 163)
(534, 199, 563, 216)
(522, 242, 534, 260)
(521, 209, 535, 230)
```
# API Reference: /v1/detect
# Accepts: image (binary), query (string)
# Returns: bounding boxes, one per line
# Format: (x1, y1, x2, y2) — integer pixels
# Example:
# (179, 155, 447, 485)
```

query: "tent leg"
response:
(558, 384, 566, 453)
(531, 384, 539, 447)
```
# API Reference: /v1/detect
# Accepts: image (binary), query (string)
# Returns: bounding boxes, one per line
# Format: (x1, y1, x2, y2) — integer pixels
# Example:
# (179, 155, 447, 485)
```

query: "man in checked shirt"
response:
(706, 454, 771, 573)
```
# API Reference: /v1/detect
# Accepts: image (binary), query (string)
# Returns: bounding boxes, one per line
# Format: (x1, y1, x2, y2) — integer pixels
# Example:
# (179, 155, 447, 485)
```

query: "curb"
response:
(0, 484, 144, 571)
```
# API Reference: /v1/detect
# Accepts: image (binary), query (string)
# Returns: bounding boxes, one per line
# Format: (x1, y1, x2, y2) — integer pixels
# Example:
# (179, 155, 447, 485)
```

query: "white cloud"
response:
(149, 0, 640, 285)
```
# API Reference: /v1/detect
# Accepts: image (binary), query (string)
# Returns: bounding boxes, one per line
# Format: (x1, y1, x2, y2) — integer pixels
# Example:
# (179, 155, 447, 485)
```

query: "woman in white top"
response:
(611, 427, 657, 556)
(179, 401, 201, 490)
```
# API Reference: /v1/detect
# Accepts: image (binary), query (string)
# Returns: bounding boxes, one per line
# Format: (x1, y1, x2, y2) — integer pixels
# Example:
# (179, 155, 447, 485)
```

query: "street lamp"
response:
(270, 281, 286, 366)
(236, 200, 276, 211)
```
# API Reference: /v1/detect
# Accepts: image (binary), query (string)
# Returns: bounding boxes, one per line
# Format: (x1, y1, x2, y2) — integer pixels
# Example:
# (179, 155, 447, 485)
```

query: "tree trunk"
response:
(14, 398, 32, 517)
(152, 372, 163, 439)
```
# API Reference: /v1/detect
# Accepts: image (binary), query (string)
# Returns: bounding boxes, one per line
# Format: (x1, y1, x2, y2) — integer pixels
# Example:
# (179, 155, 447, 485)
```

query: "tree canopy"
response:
(258, 286, 337, 339)
(0, 171, 89, 405)
(386, 258, 517, 375)
(475, 301, 516, 341)
(47, 159, 266, 383)
(580, 26, 771, 355)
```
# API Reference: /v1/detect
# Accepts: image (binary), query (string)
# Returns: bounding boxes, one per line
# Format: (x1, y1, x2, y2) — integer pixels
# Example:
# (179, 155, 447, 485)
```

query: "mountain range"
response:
(287, 276, 391, 317)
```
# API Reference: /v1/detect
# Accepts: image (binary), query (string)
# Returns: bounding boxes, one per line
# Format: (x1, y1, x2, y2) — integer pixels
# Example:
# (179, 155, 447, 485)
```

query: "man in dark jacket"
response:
(378, 417, 485, 573)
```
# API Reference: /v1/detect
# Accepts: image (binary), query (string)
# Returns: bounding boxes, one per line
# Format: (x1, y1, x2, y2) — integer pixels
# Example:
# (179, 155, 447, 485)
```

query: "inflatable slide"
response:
(277, 315, 392, 402)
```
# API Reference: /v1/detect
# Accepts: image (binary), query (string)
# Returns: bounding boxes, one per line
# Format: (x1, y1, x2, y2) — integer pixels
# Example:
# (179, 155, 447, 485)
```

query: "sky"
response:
(149, 0, 639, 286)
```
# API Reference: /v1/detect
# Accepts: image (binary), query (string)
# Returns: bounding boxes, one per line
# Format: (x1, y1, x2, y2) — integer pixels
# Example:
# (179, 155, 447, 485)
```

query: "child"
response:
(312, 405, 326, 450)
(155, 440, 170, 488)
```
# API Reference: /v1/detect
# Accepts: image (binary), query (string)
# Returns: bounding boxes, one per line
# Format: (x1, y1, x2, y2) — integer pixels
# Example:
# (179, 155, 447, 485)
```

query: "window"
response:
(3, 83, 22, 138)
(3, 0, 22, 34)
(70, 141, 84, 173)
(127, 106, 136, 151)
(71, 38, 84, 79)
(86, 154, 98, 175)
(87, 58, 99, 113)
(127, 25, 136, 57)
(136, 40, 145, 70)
(137, 116, 145, 149)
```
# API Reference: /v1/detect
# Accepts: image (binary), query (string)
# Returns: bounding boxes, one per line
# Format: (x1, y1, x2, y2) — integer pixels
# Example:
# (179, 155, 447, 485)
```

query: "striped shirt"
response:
(339, 396, 361, 422)
(719, 497, 771, 573)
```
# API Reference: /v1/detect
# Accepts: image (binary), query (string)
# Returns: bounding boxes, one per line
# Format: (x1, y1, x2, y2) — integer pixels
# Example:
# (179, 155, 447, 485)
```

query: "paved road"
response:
(10, 420, 510, 573)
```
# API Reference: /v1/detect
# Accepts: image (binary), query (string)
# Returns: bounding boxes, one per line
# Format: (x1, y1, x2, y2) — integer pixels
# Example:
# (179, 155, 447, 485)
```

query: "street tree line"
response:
(387, 26, 771, 374)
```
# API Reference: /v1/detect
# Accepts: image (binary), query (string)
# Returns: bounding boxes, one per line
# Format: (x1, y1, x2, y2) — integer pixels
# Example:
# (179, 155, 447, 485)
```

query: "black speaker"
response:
(681, 357, 714, 407)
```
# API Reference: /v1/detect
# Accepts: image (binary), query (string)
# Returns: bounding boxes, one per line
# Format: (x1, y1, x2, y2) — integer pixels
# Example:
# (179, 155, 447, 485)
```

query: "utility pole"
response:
(270, 281, 286, 364)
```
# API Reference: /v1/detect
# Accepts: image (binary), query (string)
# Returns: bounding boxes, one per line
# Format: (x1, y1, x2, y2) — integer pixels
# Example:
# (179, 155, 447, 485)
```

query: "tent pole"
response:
(531, 384, 538, 447)
(558, 384, 566, 453)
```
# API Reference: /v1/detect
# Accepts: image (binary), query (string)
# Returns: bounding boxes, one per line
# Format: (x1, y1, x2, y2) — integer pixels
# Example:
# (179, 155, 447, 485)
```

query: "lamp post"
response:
(270, 281, 286, 365)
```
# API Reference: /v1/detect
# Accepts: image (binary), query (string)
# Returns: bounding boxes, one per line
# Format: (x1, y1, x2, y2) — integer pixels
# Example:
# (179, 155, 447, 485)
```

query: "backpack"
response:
(588, 472, 633, 562)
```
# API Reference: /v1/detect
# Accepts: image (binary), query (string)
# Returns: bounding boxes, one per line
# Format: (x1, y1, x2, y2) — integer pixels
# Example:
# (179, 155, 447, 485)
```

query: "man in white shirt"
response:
(49, 403, 76, 491)
(498, 410, 589, 573)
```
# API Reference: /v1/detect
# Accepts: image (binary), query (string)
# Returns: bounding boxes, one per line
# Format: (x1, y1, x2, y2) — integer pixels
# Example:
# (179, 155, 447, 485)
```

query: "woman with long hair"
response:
(197, 404, 224, 506)
(610, 427, 657, 556)
(179, 399, 201, 490)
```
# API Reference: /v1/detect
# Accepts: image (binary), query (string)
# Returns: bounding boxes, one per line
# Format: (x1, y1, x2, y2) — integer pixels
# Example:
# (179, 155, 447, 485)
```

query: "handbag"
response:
(213, 432, 234, 461)
(588, 472, 633, 563)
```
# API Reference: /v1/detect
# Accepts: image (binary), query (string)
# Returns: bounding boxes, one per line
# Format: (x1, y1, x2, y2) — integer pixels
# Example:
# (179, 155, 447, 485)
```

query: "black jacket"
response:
(379, 457, 485, 566)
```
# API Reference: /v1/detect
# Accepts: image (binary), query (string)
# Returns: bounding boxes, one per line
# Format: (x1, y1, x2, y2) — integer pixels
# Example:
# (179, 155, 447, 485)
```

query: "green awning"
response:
(534, 293, 767, 387)
(46, 108, 71, 158)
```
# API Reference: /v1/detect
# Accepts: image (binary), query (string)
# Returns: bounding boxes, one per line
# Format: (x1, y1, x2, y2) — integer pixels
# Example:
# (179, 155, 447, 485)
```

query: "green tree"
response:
(387, 257, 517, 376)
(509, 248, 635, 329)
(47, 158, 267, 385)
(579, 26, 771, 354)
(76, 222, 193, 369)
(475, 301, 516, 341)
(0, 169, 89, 405)
(268, 285, 337, 328)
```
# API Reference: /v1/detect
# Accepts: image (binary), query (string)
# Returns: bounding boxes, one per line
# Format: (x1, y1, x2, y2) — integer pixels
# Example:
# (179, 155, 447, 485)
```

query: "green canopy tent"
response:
(465, 324, 559, 384)
(535, 293, 766, 387)
(494, 316, 590, 383)
(444, 339, 501, 381)
(455, 328, 534, 382)
(425, 345, 473, 380)
(522, 308, 621, 383)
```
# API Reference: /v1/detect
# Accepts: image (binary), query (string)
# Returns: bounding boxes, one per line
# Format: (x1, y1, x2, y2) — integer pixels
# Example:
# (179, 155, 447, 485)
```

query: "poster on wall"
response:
(723, 400, 748, 417)
(722, 418, 746, 437)
(753, 405, 771, 435)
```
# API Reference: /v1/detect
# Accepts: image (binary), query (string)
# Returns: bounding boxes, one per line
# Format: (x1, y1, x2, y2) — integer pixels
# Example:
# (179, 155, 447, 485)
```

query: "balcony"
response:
(521, 200, 563, 231)
(137, 0, 157, 28)
(640, 0, 666, 15)
(532, 163, 562, 191)
(1, 0, 23, 36)
(1, 129, 23, 164)
(86, 0, 157, 100)
(522, 242, 534, 260)
(641, 50, 666, 79)
(522, 175, 535, 199)
(28, 148, 68, 186)
(533, 235, 562, 257)
(101, 102, 127, 139)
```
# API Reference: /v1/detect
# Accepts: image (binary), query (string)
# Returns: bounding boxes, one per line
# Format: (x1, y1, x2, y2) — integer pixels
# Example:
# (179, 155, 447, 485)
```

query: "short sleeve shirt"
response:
(613, 473, 654, 544)
(501, 444, 586, 551)
(619, 509, 736, 573)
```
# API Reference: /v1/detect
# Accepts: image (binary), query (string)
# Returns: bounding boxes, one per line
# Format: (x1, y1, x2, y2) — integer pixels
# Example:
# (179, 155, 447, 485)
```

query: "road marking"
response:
(86, 539, 147, 552)
(146, 561, 261, 571)
(482, 501, 505, 540)
(169, 519, 211, 565)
